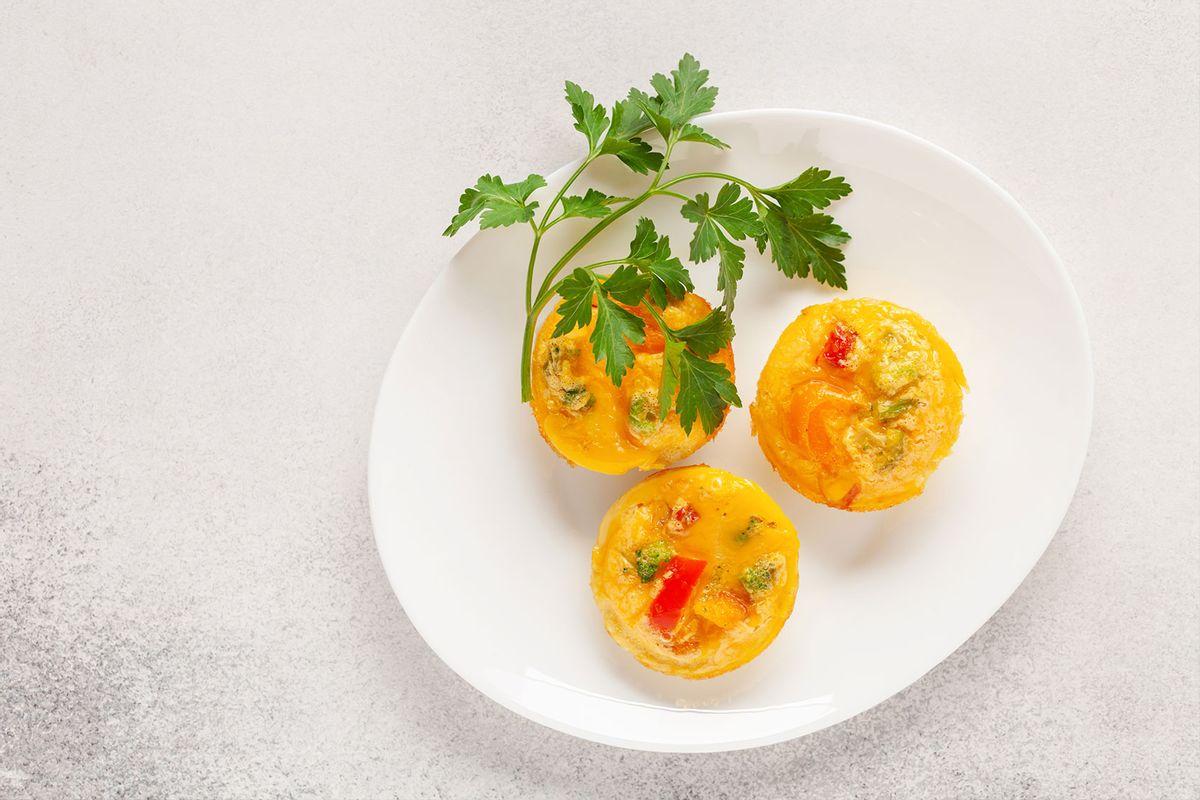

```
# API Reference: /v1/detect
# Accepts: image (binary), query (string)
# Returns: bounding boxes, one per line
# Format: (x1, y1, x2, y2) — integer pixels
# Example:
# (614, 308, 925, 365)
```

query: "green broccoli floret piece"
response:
(873, 398, 916, 420)
(872, 361, 920, 396)
(627, 391, 662, 435)
(734, 516, 765, 544)
(544, 339, 593, 412)
(739, 557, 779, 594)
(635, 539, 674, 582)
(561, 384, 594, 411)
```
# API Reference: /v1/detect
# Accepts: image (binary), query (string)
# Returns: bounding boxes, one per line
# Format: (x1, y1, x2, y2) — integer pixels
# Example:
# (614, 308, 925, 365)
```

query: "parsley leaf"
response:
(558, 188, 622, 221)
(759, 205, 852, 289)
(676, 349, 740, 435)
(551, 268, 599, 336)
(644, 258, 693, 308)
(716, 238, 745, 311)
(608, 97, 653, 139)
(564, 81, 610, 153)
(679, 183, 762, 262)
(648, 53, 718, 130)
(601, 264, 651, 305)
(678, 184, 759, 310)
(624, 218, 693, 307)
(658, 338, 684, 418)
(677, 123, 728, 149)
(550, 267, 646, 385)
(673, 309, 734, 358)
(591, 291, 645, 385)
(765, 167, 853, 216)
(443, 174, 547, 236)
(600, 137, 663, 175)
(626, 216, 660, 263)
(752, 229, 768, 255)
(628, 88, 673, 141)
(600, 98, 663, 175)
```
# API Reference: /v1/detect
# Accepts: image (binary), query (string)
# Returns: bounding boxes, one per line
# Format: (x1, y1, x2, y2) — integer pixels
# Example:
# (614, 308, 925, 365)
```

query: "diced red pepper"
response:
(839, 482, 862, 509)
(671, 502, 700, 529)
(647, 556, 707, 634)
(821, 323, 858, 368)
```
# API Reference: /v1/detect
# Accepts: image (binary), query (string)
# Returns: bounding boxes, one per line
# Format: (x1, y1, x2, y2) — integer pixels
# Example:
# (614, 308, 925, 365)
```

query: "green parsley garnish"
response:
(443, 54, 854, 434)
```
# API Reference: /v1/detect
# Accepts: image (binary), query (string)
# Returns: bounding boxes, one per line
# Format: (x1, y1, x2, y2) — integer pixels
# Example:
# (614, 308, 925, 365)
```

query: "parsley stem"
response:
(532, 193, 646, 307)
(538, 158, 594, 230)
(640, 299, 676, 339)
(524, 224, 541, 313)
(532, 258, 625, 316)
(578, 258, 627, 272)
(648, 135, 677, 191)
(526, 156, 595, 312)
(520, 312, 537, 402)
(657, 171, 767, 201)
(532, 170, 766, 309)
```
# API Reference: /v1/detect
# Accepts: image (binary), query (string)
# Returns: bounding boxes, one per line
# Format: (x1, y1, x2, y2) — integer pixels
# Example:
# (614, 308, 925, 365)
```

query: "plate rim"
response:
(367, 107, 1095, 752)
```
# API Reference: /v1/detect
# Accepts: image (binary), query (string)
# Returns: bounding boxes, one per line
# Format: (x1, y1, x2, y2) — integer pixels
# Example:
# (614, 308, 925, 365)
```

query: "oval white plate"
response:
(368, 110, 1092, 752)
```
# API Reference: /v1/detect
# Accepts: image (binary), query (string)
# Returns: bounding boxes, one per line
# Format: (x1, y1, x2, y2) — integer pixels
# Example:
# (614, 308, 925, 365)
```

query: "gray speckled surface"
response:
(2, 1, 1198, 797)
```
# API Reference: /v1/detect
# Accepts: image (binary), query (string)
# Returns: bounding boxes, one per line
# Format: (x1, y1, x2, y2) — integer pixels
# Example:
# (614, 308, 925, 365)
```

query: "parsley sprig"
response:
(444, 54, 854, 435)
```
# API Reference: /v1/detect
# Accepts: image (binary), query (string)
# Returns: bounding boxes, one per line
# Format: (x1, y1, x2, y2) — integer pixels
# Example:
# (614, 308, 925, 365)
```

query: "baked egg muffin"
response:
(591, 465, 799, 679)
(751, 298, 966, 511)
(531, 294, 734, 474)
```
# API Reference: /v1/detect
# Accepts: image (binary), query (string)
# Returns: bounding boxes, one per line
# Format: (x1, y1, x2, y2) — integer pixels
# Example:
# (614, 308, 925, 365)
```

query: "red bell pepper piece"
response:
(838, 482, 862, 509)
(821, 323, 858, 368)
(647, 556, 707, 634)
(671, 502, 700, 529)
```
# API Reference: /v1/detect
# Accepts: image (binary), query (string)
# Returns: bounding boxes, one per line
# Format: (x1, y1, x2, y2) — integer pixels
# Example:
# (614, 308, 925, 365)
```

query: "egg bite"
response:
(590, 465, 799, 679)
(531, 294, 734, 474)
(751, 298, 966, 512)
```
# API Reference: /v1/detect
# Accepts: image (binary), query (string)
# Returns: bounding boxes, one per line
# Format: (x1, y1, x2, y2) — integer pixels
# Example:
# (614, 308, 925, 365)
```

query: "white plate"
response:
(368, 110, 1092, 752)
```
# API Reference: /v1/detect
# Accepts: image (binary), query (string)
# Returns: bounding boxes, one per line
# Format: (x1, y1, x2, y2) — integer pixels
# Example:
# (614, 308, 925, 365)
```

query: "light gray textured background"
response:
(2, 2, 1198, 798)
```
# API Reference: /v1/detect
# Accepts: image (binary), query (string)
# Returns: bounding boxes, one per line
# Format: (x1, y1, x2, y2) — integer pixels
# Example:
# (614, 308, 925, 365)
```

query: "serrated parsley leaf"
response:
(591, 292, 645, 385)
(680, 196, 719, 262)
(624, 218, 694, 307)
(658, 337, 684, 418)
(558, 188, 621, 221)
(679, 183, 762, 262)
(443, 173, 547, 236)
(600, 137, 663, 174)
(551, 266, 647, 385)
(752, 229, 768, 254)
(608, 97, 653, 140)
(551, 268, 598, 336)
(627, 217, 660, 263)
(677, 123, 728, 149)
(676, 349, 740, 435)
(628, 88, 673, 141)
(673, 309, 734, 358)
(765, 167, 853, 216)
(759, 206, 851, 289)
(648, 53, 718, 130)
(644, 256, 693, 308)
(716, 238, 745, 311)
(600, 98, 664, 175)
(564, 81, 610, 153)
(601, 264, 651, 305)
